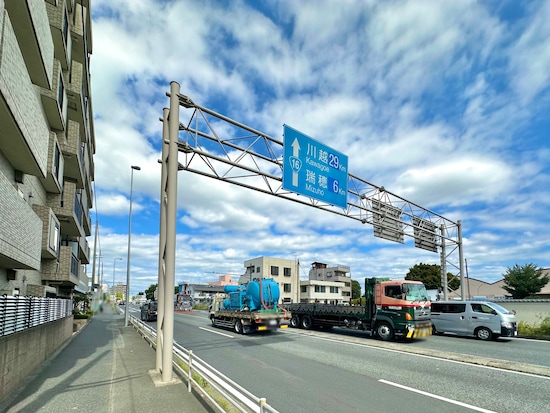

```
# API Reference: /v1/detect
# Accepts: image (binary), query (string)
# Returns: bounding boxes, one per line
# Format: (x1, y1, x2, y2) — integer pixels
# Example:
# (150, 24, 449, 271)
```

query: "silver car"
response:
(431, 301, 517, 340)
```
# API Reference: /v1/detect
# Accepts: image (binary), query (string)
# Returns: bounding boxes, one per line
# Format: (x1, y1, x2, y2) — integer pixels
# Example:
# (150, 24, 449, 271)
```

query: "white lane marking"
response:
(379, 379, 497, 413)
(282, 330, 550, 380)
(199, 327, 234, 338)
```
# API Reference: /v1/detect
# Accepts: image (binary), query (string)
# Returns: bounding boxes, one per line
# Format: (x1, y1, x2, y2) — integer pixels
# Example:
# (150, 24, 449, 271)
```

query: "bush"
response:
(518, 317, 550, 337)
(73, 310, 93, 319)
(537, 317, 550, 336)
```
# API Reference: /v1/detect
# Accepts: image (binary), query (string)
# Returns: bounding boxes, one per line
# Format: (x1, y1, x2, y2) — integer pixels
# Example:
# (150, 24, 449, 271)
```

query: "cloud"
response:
(88, 0, 550, 295)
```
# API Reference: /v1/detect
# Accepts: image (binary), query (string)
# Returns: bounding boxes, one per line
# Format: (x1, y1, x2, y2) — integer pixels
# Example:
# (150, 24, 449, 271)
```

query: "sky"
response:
(89, 0, 550, 296)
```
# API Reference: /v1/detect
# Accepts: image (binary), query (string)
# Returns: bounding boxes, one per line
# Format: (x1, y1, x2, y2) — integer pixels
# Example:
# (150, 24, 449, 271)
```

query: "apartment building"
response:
(241, 256, 300, 303)
(307, 262, 352, 304)
(299, 279, 344, 304)
(0, 0, 95, 298)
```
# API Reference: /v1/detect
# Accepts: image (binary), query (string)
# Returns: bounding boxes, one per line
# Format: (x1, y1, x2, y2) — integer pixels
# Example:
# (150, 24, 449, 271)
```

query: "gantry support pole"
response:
(156, 107, 170, 372)
(161, 82, 180, 382)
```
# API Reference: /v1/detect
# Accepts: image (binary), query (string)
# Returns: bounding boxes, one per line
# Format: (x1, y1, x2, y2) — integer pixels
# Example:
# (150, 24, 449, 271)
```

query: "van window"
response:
(432, 303, 466, 313)
(471, 303, 494, 314)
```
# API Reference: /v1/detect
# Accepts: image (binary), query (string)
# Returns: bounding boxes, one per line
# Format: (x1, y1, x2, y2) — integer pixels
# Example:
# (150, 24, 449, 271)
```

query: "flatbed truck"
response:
(286, 278, 431, 341)
(209, 278, 291, 334)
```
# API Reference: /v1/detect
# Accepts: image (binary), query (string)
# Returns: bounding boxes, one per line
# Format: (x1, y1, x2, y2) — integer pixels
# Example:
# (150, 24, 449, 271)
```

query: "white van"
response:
(431, 301, 517, 340)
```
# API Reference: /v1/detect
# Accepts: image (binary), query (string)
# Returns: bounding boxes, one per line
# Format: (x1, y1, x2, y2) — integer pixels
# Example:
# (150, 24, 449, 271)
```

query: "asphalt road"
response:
(160, 310, 550, 413)
(126, 306, 550, 412)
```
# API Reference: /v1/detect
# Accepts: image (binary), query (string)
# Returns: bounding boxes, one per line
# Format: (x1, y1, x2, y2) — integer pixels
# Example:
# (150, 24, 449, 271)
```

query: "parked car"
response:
(431, 301, 517, 340)
(140, 301, 158, 321)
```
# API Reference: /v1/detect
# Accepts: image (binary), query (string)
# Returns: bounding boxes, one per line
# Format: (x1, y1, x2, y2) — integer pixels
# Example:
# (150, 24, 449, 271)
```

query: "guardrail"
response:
(0, 295, 72, 337)
(129, 314, 280, 413)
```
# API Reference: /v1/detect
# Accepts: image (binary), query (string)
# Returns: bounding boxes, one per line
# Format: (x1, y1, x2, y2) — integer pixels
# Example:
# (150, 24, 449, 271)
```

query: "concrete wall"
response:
(497, 302, 550, 326)
(0, 316, 73, 402)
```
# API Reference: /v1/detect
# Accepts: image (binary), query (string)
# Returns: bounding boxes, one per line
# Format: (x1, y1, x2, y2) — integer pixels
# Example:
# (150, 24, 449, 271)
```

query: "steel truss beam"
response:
(169, 90, 464, 299)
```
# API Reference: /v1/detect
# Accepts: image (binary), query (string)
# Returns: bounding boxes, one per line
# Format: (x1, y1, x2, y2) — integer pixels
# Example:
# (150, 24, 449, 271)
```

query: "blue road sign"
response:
(282, 125, 348, 208)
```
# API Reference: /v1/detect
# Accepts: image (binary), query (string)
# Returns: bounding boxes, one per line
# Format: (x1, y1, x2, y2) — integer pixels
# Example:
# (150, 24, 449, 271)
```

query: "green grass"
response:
(518, 316, 550, 337)
(175, 359, 239, 412)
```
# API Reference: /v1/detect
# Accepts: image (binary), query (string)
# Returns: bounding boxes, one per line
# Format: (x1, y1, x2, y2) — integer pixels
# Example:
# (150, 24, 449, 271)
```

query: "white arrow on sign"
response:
(290, 138, 302, 186)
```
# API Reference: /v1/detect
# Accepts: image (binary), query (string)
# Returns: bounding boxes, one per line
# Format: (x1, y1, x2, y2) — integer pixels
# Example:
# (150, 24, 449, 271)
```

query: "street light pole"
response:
(125, 165, 141, 326)
(112, 257, 122, 300)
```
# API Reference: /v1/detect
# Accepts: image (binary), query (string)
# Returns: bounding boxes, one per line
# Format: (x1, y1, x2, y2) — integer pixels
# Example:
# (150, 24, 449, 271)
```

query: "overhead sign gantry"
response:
(155, 81, 465, 383)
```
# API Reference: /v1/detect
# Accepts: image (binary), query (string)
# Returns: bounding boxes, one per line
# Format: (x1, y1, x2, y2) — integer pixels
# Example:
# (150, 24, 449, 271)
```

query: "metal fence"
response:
(0, 296, 72, 337)
(131, 315, 280, 413)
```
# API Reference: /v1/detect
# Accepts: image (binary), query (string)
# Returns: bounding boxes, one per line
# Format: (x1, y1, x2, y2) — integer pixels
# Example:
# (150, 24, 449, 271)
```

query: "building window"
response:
(62, 8, 69, 49)
(326, 272, 332, 277)
(58, 73, 64, 110)
(330, 286, 339, 293)
(256, 266, 260, 273)
(284, 267, 291, 277)
(270, 266, 279, 276)
(314, 285, 326, 293)
(301, 286, 307, 293)
(49, 219, 60, 255)
(283, 284, 291, 293)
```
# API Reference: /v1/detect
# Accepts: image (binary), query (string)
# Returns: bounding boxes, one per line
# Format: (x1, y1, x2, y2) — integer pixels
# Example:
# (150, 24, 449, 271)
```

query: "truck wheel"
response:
(376, 322, 394, 341)
(475, 327, 492, 340)
(301, 315, 313, 330)
(234, 319, 244, 334)
(290, 314, 300, 328)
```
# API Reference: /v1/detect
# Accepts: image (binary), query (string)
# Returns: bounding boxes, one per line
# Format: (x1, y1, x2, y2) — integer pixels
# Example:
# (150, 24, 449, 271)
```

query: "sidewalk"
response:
(0, 305, 214, 413)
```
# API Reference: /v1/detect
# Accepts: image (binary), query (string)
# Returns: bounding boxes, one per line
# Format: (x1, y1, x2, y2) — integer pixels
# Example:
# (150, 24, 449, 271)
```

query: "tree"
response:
(502, 263, 549, 299)
(405, 263, 460, 290)
(351, 279, 361, 300)
(145, 283, 158, 301)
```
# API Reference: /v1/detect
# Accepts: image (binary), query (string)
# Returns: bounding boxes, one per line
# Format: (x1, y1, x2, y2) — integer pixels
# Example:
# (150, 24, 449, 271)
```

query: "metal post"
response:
(112, 258, 122, 299)
(98, 255, 102, 296)
(458, 220, 465, 300)
(260, 398, 267, 413)
(188, 350, 193, 392)
(161, 81, 180, 382)
(125, 165, 140, 327)
(440, 225, 448, 301)
(91, 220, 98, 290)
(156, 107, 169, 372)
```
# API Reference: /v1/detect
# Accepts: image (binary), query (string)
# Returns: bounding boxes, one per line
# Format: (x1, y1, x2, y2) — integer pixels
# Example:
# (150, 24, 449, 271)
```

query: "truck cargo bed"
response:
(287, 303, 367, 317)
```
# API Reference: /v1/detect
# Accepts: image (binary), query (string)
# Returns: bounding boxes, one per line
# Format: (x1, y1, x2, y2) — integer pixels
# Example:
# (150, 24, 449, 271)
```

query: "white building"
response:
(237, 257, 354, 304)
(299, 279, 344, 304)
(308, 262, 352, 303)
(240, 256, 299, 303)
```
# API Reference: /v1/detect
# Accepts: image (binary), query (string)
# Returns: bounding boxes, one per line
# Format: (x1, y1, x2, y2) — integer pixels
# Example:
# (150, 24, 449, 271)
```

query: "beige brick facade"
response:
(0, 0, 95, 298)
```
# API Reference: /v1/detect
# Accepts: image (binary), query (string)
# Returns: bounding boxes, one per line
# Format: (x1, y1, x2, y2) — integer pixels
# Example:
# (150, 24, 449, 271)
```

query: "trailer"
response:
(286, 278, 431, 341)
(209, 278, 291, 334)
